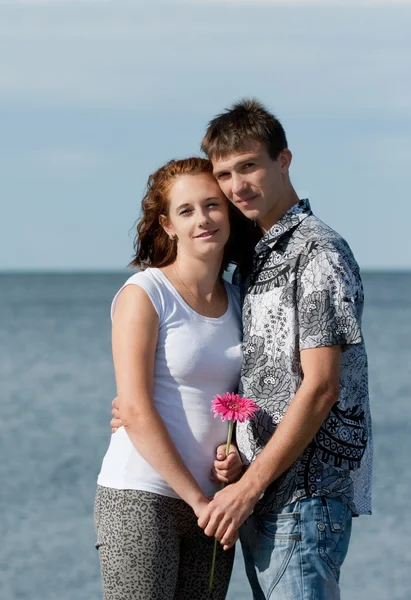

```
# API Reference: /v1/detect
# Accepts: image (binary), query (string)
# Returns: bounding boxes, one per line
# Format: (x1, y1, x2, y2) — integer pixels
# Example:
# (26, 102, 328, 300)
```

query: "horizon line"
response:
(0, 267, 410, 275)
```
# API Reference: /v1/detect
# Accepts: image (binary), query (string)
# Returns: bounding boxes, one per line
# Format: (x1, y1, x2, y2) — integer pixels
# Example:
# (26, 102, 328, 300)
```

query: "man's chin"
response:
(236, 206, 261, 221)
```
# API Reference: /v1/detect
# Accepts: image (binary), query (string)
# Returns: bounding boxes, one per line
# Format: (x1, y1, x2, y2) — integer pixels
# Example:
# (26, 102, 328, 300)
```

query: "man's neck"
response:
(258, 188, 300, 233)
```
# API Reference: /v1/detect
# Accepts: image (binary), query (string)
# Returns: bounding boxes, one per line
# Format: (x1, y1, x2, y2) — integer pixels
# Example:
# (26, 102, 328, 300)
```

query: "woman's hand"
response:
(211, 443, 244, 484)
(191, 495, 211, 519)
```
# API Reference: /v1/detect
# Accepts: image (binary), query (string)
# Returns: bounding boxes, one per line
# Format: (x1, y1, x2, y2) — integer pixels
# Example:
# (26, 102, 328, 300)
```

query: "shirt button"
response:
(318, 523, 325, 531)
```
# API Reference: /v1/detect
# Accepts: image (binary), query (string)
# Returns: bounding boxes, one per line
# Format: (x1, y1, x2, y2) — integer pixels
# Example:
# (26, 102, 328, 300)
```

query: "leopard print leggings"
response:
(94, 486, 234, 600)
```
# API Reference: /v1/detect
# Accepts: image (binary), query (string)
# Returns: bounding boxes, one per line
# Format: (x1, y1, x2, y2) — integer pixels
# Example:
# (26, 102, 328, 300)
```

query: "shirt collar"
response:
(254, 198, 312, 255)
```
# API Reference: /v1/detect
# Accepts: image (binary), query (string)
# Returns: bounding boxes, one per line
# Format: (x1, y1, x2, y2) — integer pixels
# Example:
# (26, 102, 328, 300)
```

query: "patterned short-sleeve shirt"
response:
(235, 199, 373, 515)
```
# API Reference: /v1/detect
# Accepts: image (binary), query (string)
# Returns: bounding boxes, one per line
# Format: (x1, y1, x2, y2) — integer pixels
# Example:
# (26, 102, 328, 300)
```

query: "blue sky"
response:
(1, 0, 410, 270)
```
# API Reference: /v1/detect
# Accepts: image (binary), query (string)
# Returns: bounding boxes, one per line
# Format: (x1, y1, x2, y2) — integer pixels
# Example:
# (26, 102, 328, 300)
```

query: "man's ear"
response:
(279, 149, 292, 173)
(159, 214, 175, 239)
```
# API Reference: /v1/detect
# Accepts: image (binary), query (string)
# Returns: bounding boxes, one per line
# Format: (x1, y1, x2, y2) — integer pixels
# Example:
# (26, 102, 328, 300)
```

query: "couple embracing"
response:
(94, 99, 372, 600)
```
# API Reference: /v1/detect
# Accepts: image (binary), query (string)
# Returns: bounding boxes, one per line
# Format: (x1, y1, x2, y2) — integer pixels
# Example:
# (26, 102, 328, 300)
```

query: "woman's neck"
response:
(171, 253, 224, 299)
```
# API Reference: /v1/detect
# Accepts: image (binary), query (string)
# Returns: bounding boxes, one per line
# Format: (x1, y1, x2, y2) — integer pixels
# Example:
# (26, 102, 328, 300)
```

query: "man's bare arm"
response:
(110, 397, 121, 432)
(198, 345, 342, 548)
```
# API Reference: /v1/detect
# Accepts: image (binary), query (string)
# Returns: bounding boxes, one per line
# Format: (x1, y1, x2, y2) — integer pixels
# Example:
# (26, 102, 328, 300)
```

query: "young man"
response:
(196, 99, 372, 599)
(111, 100, 372, 599)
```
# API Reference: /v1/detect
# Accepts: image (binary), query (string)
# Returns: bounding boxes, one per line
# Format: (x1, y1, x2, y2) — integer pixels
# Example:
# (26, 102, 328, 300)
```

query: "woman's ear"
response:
(159, 214, 176, 240)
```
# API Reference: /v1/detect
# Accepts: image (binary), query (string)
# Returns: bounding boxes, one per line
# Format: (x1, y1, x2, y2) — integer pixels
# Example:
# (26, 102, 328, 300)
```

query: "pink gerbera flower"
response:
(211, 392, 258, 423)
(208, 392, 259, 591)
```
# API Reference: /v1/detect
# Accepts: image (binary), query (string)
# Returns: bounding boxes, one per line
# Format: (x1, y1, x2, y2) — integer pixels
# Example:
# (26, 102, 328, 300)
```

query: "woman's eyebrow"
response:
(175, 202, 190, 212)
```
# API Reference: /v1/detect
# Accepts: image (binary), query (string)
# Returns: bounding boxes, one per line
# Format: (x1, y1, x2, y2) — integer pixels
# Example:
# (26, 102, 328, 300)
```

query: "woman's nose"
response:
(197, 210, 210, 226)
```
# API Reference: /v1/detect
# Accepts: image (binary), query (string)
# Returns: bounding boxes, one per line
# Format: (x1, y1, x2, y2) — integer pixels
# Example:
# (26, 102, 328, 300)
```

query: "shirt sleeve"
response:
(297, 247, 363, 350)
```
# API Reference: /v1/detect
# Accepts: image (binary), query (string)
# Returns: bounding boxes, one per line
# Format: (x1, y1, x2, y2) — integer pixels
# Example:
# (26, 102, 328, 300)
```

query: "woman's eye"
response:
(179, 209, 192, 215)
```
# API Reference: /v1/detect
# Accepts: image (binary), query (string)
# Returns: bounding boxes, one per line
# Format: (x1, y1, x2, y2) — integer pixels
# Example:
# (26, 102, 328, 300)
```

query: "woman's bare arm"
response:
(112, 284, 208, 516)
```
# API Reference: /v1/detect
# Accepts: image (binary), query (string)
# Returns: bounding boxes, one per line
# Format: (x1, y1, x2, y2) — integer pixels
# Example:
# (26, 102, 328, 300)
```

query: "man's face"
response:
(212, 141, 292, 232)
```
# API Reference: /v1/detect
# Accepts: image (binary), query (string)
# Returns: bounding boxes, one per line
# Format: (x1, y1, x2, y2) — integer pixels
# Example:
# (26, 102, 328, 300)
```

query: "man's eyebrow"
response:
(213, 168, 228, 177)
(213, 156, 257, 176)
(236, 155, 257, 165)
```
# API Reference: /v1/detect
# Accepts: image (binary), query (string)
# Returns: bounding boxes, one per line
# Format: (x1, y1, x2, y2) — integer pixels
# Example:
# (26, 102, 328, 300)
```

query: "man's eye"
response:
(217, 173, 229, 180)
(243, 163, 254, 170)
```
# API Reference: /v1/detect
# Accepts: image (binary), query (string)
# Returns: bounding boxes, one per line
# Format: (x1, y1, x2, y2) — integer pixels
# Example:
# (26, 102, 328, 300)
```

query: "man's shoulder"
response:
(299, 214, 345, 245)
(296, 215, 357, 263)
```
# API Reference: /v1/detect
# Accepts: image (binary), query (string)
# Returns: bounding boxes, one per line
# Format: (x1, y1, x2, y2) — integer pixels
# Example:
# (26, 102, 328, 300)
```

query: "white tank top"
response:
(97, 268, 243, 499)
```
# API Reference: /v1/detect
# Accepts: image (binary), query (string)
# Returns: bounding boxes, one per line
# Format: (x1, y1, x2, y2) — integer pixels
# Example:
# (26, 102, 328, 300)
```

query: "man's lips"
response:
(235, 194, 259, 205)
(195, 229, 219, 238)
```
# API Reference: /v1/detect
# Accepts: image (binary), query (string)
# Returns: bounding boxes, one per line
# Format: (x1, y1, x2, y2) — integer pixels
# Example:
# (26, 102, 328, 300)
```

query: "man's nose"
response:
(231, 173, 246, 195)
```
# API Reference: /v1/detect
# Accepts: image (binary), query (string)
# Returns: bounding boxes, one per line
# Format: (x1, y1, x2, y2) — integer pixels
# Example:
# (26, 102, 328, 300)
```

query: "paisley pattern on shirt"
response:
(235, 199, 373, 516)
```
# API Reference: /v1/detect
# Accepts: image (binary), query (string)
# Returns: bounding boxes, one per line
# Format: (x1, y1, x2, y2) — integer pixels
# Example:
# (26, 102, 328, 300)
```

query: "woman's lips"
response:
(195, 229, 218, 238)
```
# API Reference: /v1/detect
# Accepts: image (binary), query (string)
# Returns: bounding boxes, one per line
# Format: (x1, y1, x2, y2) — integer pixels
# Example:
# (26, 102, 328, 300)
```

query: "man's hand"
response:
(195, 498, 241, 552)
(211, 444, 243, 484)
(198, 479, 259, 550)
(110, 396, 123, 433)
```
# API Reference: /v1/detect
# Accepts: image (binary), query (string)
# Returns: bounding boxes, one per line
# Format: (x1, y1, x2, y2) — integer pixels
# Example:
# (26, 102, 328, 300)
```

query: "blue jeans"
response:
(240, 497, 352, 600)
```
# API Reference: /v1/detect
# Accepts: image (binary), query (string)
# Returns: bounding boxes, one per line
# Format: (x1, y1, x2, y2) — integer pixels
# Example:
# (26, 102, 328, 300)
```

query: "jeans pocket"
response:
(257, 508, 301, 541)
(251, 510, 301, 597)
(317, 499, 352, 581)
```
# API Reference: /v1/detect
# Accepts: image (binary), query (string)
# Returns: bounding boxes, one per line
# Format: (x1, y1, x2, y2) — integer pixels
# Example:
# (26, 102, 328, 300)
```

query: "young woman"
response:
(94, 157, 258, 599)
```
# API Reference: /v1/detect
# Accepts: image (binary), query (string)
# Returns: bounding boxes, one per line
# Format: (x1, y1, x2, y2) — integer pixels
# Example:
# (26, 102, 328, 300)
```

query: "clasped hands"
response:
(110, 399, 256, 550)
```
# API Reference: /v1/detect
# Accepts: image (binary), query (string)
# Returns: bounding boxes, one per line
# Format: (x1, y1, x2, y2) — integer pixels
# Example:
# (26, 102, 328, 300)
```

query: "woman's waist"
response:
(104, 424, 226, 463)
(98, 429, 222, 495)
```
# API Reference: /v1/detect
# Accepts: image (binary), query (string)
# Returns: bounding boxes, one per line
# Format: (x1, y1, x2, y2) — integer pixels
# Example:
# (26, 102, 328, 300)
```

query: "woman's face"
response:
(161, 172, 230, 261)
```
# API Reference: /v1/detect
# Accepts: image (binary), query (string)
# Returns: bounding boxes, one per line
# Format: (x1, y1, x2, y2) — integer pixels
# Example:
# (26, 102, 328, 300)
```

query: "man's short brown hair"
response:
(201, 98, 288, 161)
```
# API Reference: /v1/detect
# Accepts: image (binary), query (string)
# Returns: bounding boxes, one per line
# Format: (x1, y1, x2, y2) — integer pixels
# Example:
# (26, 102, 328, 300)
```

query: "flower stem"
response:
(208, 420, 234, 592)
(225, 419, 234, 459)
